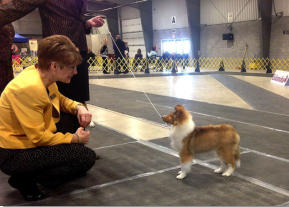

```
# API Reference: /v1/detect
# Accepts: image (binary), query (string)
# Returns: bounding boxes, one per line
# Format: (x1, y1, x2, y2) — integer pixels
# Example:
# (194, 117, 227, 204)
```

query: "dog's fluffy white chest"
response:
(169, 120, 195, 152)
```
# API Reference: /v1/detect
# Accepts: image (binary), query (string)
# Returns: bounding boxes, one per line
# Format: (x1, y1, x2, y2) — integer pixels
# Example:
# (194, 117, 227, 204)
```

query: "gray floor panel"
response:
(1, 73, 288, 205)
(233, 123, 289, 160)
(89, 85, 289, 159)
(233, 153, 289, 191)
(211, 74, 289, 115)
(24, 165, 288, 206)
(89, 71, 273, 80)
(87, 124, 135, 149)
(1, 142, 179, 205)
(89, 84, 289, 132)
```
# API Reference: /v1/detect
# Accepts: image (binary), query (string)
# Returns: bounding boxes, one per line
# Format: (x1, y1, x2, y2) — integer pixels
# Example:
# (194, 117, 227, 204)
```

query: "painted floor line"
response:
(137, 100, 289, 135)
(90, 104, 289, 164)
(92, 141, 137, 151)
(15, 166, 181, 206)
(21, 155, 230, 206)
(278, 200, 289, 206)
(197, 161, 289, 198)
(87, 104, 167, 128)
(69, 166, 181, 196)
(15, 141, 287, 206)
(97, 124, 289, 199)
(241, 147, 289, 163)
(139, 139, 289, 198)
(87, 106, 289, 199)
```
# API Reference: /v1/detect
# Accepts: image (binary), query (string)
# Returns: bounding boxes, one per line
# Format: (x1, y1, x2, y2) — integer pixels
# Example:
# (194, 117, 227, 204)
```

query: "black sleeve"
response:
(0, 0, 46, 26)
(100, 45, 107, 54)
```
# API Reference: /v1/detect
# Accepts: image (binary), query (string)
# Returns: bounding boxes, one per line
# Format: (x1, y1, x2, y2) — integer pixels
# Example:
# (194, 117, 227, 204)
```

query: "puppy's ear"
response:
(175, 105, 184, 112)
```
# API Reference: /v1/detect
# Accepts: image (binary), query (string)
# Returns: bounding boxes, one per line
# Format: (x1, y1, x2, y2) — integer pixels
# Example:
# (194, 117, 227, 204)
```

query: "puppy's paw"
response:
(222, 170, 233, 177)
(222, 165, 234, 176)
(176, 172, 186, 179)
(89, 121, 96, 128)
(214, 167, 224, 174)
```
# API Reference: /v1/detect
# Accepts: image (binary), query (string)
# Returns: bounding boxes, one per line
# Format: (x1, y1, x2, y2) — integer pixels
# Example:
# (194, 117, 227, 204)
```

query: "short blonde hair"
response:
(37, 35, 82, 70)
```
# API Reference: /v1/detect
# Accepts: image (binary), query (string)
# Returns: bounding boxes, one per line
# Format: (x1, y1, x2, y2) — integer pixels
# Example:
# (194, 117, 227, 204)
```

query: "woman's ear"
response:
(50, 61, 58, 72)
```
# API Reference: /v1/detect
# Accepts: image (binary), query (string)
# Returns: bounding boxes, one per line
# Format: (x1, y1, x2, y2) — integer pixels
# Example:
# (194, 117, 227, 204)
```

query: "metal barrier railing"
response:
(12, 56, 289, 74)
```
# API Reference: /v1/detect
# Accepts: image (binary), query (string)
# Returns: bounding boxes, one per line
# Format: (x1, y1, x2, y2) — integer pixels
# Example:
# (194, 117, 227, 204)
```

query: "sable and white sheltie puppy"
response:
(162, 105, 240, 179)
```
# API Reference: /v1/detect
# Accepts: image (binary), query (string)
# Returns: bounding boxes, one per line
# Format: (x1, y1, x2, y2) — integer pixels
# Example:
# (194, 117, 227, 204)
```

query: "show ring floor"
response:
(1, 71, 289, 205)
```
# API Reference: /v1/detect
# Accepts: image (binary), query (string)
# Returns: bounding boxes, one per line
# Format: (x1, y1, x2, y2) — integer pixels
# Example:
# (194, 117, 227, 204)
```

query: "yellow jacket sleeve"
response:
(58, 91, 80, 115)
(7, 85, 73, 146)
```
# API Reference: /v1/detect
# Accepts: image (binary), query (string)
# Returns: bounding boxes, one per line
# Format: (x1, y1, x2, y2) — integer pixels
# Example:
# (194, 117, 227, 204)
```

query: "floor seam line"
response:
(137, 100, 289, 134)
(92, 141, 137, 151)
(90, 106, 289, 164)
(96, 123, 289, 198)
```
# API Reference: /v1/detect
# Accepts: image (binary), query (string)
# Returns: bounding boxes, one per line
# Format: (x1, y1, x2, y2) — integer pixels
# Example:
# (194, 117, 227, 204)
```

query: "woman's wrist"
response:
(74, 103, 83, 115)
(72, 133, 81, 143)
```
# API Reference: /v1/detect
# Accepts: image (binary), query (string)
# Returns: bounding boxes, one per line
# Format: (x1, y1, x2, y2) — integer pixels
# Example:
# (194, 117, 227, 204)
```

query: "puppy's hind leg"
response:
(214, 160, 227, 174)
(235, 145, 241, 168)
(221, 147, 236, 177)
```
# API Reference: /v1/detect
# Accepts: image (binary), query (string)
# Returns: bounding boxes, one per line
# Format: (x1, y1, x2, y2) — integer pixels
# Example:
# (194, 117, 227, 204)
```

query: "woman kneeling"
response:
(0, 35, 96, 201)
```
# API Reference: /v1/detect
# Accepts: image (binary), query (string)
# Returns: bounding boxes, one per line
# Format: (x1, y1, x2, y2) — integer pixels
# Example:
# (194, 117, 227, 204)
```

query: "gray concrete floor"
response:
(1, 71, 289, 206)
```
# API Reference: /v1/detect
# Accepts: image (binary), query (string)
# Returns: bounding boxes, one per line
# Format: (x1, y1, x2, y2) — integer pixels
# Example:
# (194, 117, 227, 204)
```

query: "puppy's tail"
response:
(234, 134, 241, 168)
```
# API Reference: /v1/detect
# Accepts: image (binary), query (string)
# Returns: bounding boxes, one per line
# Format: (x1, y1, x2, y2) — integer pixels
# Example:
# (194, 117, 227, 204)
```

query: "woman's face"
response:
(55, 64, 78, 84)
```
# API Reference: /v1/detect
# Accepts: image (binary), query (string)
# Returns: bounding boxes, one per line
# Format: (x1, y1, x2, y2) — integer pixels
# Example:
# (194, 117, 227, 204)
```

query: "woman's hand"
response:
(76, 105, 92, 128)
(72, 127, 90, 144)
(86, 16, 105, 28)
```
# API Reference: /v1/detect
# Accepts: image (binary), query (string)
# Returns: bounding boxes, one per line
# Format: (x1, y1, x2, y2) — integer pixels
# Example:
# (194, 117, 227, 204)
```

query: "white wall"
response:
(273, 0, 289, 16)
(152, 0, 189, 30)
(120, 6, 141, 20)
(201, 0, 259, 25)
(119, 6, 146, 57)
(12, 9, 42, 35)
(152, 0, 192, 56)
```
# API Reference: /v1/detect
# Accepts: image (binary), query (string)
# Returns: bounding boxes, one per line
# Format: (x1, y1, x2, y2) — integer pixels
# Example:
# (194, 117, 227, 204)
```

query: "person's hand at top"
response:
(76, 105, 92, 128)
(87, 16, 105, 28)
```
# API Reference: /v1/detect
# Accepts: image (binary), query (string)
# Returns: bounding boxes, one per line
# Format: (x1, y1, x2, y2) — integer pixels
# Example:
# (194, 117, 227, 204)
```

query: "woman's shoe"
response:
(22, 191, 47, 201)
(8, 176, 47, 201)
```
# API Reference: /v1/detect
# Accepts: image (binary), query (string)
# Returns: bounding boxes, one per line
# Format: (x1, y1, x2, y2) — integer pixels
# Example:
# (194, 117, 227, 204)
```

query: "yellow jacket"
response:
(0, 66, 80, 149)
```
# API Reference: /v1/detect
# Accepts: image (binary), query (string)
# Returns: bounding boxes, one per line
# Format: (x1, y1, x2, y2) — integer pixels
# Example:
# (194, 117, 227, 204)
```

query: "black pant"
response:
(56, 112, 79, 134)
(0, 144, 96, 186)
